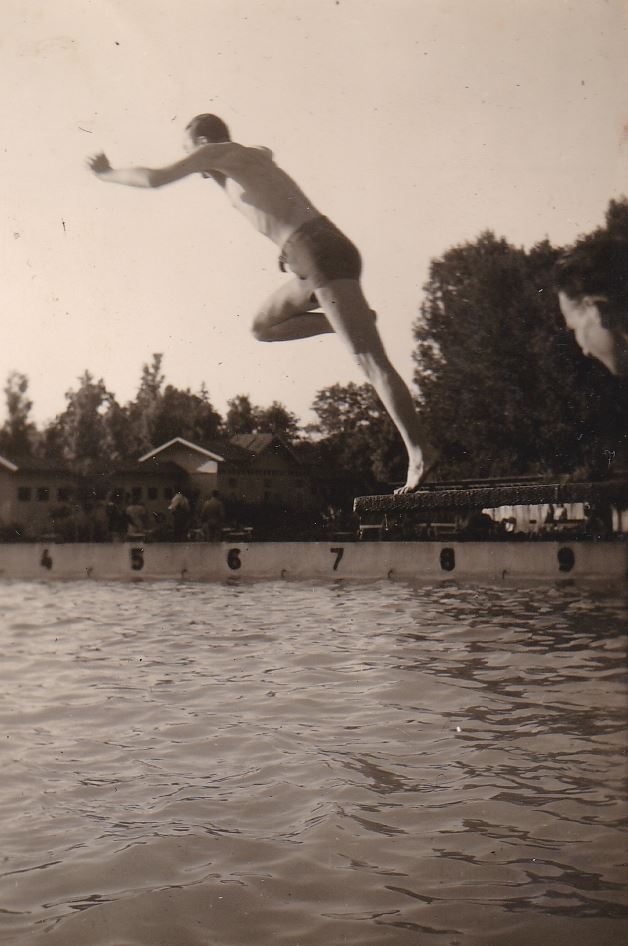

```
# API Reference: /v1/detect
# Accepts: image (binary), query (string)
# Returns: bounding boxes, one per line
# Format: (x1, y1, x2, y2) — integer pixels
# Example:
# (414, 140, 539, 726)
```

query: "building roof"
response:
(0, 435, 303, 478)
(0, 454, 72, 474)
(0, 453, 19, 472)
(139, 436, 253, 466)
(138, 437, 226, 463)
(200, 439, 254, 463)
(231, 433, 275, 453)
(231, 433, 301, 464)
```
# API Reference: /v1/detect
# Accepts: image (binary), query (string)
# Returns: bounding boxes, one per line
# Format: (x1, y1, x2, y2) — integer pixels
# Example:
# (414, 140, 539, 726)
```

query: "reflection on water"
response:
(0, 579, 626, 945)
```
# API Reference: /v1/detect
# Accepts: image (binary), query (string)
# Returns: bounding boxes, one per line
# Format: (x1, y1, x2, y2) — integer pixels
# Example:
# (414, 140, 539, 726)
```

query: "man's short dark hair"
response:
(186, 113, 231, 143)
(554, 230, 628, 319)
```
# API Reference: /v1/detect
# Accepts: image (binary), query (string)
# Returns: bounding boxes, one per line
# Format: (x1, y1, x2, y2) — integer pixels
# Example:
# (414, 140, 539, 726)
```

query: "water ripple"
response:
(0, 579, 626, 945)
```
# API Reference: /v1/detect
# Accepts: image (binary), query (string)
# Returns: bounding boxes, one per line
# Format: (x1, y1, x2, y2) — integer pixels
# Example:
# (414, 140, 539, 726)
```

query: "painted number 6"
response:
(227, 548, 242, 571)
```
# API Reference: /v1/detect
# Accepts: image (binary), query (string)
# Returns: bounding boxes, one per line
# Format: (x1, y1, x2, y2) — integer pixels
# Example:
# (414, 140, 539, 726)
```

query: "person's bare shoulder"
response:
(250, 145, 274, 159)
(193, 141, 244, 172)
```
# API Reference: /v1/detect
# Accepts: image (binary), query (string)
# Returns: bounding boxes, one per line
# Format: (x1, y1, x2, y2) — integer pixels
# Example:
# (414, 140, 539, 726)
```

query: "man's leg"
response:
(315, 278, 438, 493)
(252, 278, 334, 342)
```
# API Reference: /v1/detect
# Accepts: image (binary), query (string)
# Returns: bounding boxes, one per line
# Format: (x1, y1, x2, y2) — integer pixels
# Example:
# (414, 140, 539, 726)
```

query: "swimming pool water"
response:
(1, 579, 626, 945)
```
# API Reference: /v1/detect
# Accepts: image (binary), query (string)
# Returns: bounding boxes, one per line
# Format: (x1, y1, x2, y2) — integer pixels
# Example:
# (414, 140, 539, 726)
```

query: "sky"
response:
(1, 0, 627, 429)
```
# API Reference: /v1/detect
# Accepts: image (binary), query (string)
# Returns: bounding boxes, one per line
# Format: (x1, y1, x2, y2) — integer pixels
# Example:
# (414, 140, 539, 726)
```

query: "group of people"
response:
(104, 489, 225, 542)
(88, 113, 627, 495)
(167, 489, 226, 542)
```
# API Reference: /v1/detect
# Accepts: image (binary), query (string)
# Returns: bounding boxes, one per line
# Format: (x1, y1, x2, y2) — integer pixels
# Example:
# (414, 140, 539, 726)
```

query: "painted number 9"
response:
(40, 548, 53, 570)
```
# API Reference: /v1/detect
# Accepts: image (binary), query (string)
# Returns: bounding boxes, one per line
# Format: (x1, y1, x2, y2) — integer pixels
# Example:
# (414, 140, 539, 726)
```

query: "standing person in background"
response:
(201, 490, 225, 542)
(125, 495, 148, 536)
(168, 491, 191, 541)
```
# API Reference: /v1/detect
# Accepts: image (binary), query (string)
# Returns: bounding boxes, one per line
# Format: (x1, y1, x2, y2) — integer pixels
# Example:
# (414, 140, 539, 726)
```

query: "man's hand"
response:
(87, 152, 112, 176)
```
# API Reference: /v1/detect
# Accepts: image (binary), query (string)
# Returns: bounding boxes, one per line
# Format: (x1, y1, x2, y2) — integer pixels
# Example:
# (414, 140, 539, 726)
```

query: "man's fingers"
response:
(86, 152, 109, 173)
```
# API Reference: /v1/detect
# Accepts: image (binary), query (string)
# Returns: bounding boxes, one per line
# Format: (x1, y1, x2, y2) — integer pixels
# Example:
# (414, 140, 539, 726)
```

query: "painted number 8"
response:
(130, 547, 144, 571)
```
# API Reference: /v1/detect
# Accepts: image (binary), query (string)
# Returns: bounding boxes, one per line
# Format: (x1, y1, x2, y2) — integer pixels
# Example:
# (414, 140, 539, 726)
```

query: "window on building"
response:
(147, 487, 158, 500)
(17, 486, 32, 502)
(264, 490, 271, 503)
(131, 487, 142, 502)
(36, 487, 50, 502)
(164, 487, 174, 500)
(57, 487, 73, 502)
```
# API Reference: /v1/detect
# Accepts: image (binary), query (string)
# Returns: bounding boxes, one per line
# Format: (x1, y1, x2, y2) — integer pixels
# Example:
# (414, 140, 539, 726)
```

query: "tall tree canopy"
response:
(310, 382, 406, 490)
(151, 385, 223, 446)
(226, 395, 301, 441)
(127, 353, 166, 453)
(413, 222, 627, 478)
(22, 358, 300, 466)
(44, 371, 114, 468)
(0, 372, 36, 458)
(254, 401, 301, 440)
(225, 395, 260, 437)
(37, 356, 224, 465)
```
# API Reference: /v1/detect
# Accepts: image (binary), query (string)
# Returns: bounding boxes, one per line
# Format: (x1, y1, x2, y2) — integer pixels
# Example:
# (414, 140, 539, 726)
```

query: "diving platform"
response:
(353, 478, 628, 516)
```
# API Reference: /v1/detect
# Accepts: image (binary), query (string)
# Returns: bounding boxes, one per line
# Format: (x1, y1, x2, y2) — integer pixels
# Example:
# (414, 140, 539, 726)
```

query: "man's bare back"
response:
(208, 144, 321, 247)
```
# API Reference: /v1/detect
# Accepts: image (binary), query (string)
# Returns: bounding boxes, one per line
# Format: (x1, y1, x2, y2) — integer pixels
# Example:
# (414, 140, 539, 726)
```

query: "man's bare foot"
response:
(394, 447, 440, 495)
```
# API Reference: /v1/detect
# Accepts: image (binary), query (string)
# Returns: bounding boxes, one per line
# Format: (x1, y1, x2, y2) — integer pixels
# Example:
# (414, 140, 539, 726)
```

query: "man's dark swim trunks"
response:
(278, 216, 362, 289)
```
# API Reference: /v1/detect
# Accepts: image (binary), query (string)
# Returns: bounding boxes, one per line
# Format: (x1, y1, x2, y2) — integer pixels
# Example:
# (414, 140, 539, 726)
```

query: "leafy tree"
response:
(101, 399, 137, 461)
(225, 395, 258, 436)
(0, 372, 36, 458)
(413, 226, 627, 478)
(120, 354, 223, 451)
(43, 371, 114, 469)
(254, 401, 301, 440)
(224, 395, 300, 440)
(151, 384, 223, 445)
(310, 382, 406, 489)
(127, 353, 166, 452)
(605, 197, 628, 240)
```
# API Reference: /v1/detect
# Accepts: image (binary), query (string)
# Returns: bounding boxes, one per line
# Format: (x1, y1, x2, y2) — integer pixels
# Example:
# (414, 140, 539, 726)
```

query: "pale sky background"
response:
(1, 0, 627, 429)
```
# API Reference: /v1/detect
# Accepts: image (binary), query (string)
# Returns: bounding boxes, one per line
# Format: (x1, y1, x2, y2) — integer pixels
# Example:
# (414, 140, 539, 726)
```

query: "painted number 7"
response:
(330, 547, 344, 571)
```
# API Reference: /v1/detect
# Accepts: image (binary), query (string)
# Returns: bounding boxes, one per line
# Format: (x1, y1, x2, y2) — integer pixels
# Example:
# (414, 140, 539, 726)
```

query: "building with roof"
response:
(0, 454, 80, 537)
(0, 434, 320, 538)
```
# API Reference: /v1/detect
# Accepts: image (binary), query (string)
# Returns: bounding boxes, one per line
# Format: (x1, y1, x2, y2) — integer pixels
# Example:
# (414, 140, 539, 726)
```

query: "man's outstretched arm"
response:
(87, 143, 234, 188)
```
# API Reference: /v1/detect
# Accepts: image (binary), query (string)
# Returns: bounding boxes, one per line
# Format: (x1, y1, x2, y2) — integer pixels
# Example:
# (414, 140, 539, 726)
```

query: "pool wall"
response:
(0, 540, 626, 583)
